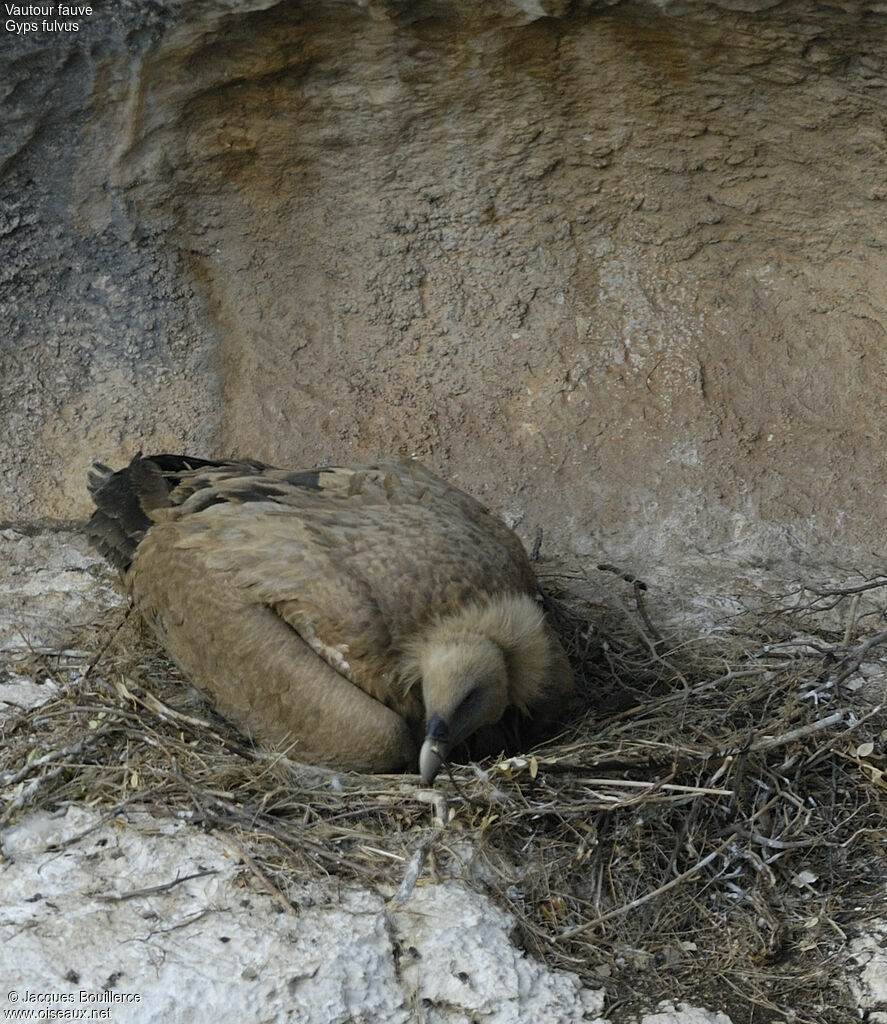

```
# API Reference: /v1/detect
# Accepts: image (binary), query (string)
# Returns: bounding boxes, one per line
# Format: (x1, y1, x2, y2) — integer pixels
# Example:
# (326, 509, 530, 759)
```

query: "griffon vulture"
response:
(86, 454, 574, 782)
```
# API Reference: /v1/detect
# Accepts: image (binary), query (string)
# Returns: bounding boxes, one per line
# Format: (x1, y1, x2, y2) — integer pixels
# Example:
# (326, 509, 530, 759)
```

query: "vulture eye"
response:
(457, 687, 481, 717)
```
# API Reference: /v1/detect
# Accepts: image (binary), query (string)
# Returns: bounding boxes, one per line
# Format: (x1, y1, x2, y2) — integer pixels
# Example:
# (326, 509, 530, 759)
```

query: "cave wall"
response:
(3, 0, 886, 574)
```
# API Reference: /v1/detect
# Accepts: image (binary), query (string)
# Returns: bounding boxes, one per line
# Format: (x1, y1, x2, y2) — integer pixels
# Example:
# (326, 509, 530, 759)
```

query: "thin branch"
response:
(98, 868, 219, 902)
(557, 791, 787, 940)
(747, 711, 846, 753)
(558, 836, 733, 939)
(574, 778, 734, 797)
(0, 725, 113, 788)
(210, 828, 296, 915)
(82, 604, 134, 680)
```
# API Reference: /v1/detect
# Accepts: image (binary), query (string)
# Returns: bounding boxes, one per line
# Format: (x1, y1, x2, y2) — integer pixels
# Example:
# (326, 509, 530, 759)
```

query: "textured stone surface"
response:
(0, 806, 607, 1024)
(849, 920, 887, 1021)
(391, 880, 605, 1023)
(3, 0, 887, 575)
(0, 529, 113, 653)
(637, 1006, 733, 1024)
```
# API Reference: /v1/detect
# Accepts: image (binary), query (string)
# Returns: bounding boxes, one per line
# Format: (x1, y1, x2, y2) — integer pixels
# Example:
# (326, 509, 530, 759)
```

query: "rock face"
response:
(0, 807, 607, 1024)
(3, 0, 887, 573)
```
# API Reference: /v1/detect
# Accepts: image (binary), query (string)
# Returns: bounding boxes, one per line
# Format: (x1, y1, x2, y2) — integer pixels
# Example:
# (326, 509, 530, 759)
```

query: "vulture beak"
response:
(419, 714, 450, 784)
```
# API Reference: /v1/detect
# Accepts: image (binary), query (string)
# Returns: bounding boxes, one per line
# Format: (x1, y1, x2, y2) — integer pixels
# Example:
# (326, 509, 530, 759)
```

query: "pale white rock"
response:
(0, 531, 116, 653)
(638, 1003, 734, 1024)
(391, 880, 606, 1023)
(0, 807, 406, 1023)
(0, 674, 58, 716)
(0, 806, 607, 1024)
(849, 921, 887, 1017)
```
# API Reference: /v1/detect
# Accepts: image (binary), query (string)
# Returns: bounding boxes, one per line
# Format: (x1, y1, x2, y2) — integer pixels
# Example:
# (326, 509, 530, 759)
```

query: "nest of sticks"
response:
(2, 563, 886, 1023)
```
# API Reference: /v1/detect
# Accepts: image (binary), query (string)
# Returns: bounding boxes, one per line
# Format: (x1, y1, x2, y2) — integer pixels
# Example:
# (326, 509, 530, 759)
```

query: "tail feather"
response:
(85, 453, 222, 572)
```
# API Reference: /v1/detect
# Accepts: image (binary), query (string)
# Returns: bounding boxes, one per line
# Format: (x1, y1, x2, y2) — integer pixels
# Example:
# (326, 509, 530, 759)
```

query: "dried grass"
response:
(2, 565, 886, 1023)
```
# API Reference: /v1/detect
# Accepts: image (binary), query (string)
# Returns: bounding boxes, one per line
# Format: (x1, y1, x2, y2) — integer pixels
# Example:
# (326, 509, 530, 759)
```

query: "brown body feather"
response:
(86, 455, 573, 778)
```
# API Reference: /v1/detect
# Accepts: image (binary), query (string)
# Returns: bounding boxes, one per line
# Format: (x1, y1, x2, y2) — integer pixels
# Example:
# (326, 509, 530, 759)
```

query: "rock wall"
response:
(0, 806, 606, 1024)
(3, 0, 887, 571)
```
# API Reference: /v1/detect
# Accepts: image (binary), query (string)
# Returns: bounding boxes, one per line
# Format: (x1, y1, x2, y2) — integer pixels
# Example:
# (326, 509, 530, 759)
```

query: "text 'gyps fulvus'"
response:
(86, 455, 574, 782)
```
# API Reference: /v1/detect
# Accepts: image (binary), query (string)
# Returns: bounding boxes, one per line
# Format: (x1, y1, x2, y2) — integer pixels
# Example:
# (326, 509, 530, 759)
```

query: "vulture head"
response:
(403, 594, 570, 784)
(416, 636, 510, 784)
